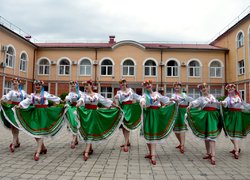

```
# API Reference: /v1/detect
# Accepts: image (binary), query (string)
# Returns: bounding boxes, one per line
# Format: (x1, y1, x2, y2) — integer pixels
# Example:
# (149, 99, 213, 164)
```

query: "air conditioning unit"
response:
(72, 61, 77, 65)
(0, 62, 6, 68)
(93, 60, 98, 65)
(159, 62, 165, 66)
(51, 61, 56, 65)
(1, 45, 8, 52)
(181, 62, 186, 67)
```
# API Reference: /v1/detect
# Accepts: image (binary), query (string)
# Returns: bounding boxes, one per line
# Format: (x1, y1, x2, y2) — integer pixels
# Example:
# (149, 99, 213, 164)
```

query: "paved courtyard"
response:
(0, 124, 250, 180)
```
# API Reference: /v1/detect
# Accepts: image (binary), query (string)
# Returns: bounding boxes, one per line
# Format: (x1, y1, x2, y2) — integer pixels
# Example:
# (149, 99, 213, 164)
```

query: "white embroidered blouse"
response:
(1, 90, 28, 103)
(140, 92, 170, 107)
(115, 88, 141, 103)
(20, 91, 61, 109)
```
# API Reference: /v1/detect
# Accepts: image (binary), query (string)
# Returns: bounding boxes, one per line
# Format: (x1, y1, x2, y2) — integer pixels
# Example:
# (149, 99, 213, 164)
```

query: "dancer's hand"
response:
(140, 102, 146, 108)
(76, 101, 83, 108)
(15, 105, 21, 109)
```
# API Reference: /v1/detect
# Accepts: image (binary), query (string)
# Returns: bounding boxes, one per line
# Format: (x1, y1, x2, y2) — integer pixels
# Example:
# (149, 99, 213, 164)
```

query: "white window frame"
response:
(38, 59, 50, 75)
(101, 59, 113, 76)
(101, 87, 113, 98)
(5, 46, 15, 68)
(238, 60, 245, 75)
(4, 81, 12, 95)
(79, 59, 92, 76)
(59, 59, 70, 75)
(122, 59, 135, 76)
(20, 53, 27, 72)
(144, 60, 157, 76)
(237, 32, 244, 48)
(210, 88, 222, 98)
(188, 87, 200, 99)
(239, 90, 245, 101)
(166, 60, 178, 77)
(166, 87, 174, 98)
(188, 61, 200, 77)
(209, 61, 222, 78)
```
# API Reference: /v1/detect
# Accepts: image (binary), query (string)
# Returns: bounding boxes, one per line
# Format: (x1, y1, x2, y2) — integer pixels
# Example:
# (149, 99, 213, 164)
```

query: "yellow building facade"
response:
(0, 13, 250, 102)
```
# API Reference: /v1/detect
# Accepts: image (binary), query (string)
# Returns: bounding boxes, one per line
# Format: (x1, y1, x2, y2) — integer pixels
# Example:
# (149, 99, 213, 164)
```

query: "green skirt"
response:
(173, 107, 188, 132)
(186, 108, 222, 140)
(77, 107, 123, 143)
(14, 106, 65, 138)
(143, 103, 177, 143)
(121, 102, 142, 130)
(0, 103, 19, 129)
(64, 105, 79, 135)
(223, 109, 250, 139)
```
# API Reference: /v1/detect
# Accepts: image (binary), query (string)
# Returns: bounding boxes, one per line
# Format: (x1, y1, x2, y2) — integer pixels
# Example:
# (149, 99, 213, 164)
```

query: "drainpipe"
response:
(159, 49, 164, 94)
(224, 51, 227, 83)
(32, 48, 37, 93)
(93, 48, 98, 92)
(160, 49, 163, 86)
(224, 51, 228, 97)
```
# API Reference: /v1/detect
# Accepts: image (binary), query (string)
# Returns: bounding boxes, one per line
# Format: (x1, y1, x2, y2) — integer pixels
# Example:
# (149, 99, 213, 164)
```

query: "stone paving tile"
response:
(1, 126, 250, 180)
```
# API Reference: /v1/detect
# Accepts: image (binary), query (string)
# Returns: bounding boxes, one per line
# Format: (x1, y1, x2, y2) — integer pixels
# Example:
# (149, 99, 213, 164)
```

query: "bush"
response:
(48, 100, 54, 107)
(217, 96, 226, 101)
(60, 92, 68, 101)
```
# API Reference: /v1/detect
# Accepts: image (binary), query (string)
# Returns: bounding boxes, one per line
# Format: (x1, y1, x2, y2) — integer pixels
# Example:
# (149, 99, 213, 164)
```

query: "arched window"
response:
(123, 59, 135, 76)
(80, 59, 91, 75)
(144, 60, 156, 76)
(237, 32, 244, 48)
(38, 59, 50, 75)
(59, 59, 70, 75)
(166, 60, 178, 76)
(188, 60, 200, 77)
(101, 59, 113, 75)
(5, 47, 15, 67)
(20, 53, 27, 71)
(210, 61, 222, 77)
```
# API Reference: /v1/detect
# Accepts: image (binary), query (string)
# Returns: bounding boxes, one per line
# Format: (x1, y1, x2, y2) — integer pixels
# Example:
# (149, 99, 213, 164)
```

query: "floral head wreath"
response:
(12, 77, 21, 83)
(70, 80, 78, 85)
(33, 80, 44, 86)
(82, 80, 93, 86)
(225, 83, 236, 91)
(197, 83, 208, 90)
(142, 80, 152, 87)
(119, 78, 126, 84)
(173, 82, 182, 87)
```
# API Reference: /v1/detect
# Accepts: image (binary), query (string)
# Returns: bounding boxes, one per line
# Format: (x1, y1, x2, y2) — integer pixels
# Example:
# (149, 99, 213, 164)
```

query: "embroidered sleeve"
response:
(20, 95, 33, 109)
(44, 92, 61, 102)
(97, 94, 113, 107)
(1, 90, 13, 102)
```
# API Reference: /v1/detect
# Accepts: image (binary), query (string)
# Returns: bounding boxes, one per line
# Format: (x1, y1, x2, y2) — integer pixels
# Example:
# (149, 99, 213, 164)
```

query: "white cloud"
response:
(0, 0, 249, 43)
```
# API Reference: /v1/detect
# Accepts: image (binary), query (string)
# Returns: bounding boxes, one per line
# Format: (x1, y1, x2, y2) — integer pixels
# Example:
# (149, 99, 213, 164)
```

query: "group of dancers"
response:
(1, 78, 250, 166)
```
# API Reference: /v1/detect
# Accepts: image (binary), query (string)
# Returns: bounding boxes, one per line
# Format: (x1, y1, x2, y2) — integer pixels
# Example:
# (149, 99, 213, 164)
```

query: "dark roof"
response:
(35, 42, 112, 48)
(142, 43, 227, 50)
(35, 42, 228, 51)
(0, 24, 37, 48)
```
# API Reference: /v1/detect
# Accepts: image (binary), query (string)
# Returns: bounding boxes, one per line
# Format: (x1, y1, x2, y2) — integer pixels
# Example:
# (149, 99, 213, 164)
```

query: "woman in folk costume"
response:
(64, 81, 81, 149)
(14, 80, 65, 161)
(140, 80, 177, 165)
(186, 83, 222, 165)
(170, 82, 193, 154)
(114, 78, 142, 152)
(76, 80, 122, 161)
(0, 78, 28, 152)
(220, 83, 250, 159)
